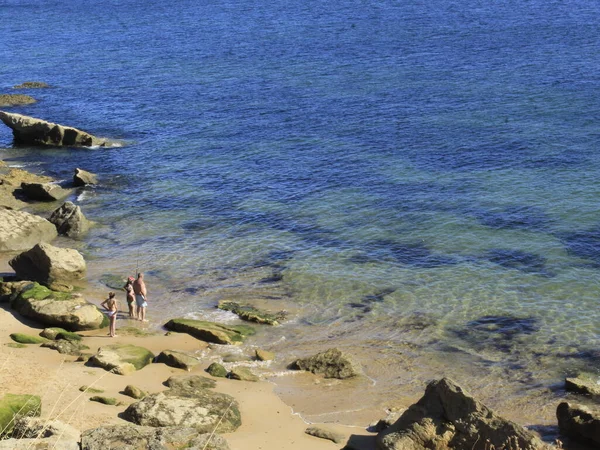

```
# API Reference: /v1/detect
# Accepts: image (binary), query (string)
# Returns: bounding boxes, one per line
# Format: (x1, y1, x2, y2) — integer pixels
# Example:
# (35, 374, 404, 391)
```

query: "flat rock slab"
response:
(156, 350, 200, 371)
(20, 182, 72, 202)
(565, 373, 600, 398)
(217, 300, 286, 325)
(81, 424, 230, 450)
(0, 209, 57, 252)
(11, 282, 106, 331)
(164, 318, 255, 345)
(0, 438, 79, 450)
(89, 344, 155, 375)
(0, 110, 113, 147)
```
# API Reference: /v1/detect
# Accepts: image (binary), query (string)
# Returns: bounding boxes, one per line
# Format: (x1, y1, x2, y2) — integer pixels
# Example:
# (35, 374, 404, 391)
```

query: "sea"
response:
(1, 0, 599, 433)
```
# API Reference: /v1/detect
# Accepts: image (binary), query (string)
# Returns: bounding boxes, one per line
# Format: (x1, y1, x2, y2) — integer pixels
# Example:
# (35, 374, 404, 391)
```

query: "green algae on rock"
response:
(79, 386, 104, 394)
(206, 362, 228, 378)
(164, 318, 255, 345)
(228, 367, 259, 382)
(0, 393, 41, 435)
(89, 344, 155, 375)
(89, 396, 118, 406)
(123, 385, 146, 400)
(217, 300, 286, 325)
(290, 347, 361, 379)
(9, 333, 49, 344)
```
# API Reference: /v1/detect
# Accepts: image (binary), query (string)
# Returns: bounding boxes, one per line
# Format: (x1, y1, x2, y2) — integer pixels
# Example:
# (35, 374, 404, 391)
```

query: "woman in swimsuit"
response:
(101, 291, 118, 337)
(124, 277, 135, 318)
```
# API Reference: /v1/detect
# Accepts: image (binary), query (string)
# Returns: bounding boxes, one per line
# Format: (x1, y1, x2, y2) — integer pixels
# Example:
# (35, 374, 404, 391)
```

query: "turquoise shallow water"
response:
(1, 0, 600, 427)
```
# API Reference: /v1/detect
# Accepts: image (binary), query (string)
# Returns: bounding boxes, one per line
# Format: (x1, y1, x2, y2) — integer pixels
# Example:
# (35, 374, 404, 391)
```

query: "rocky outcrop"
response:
(377, 378, 543, 450)
(155, 350, 200, 371)
(9, 243, 86, 289)
(0, 111, 112, 147)
(39, 327, 81, 341)
(20, 182, 72, 202)
(0, 393, 41, 435)
(48, 202, 91, 238)
(0, 209, 57, 252)
(73, 168, 98, 186)
(217, 300, 286, 325)
(0, 94, 36, 107)
(11, 282, 107, 331)
(557, 402, 600, 447)
(13, 82, 50, 89)
(164, 318, 255, 345)
(0, 162, 53, 210)
(81, 424, 230, 450)
(88, 344, 155, 375)
(123, 374, 240, 433)
(290, 348, 361, 379)
(565, 373, 600, 398)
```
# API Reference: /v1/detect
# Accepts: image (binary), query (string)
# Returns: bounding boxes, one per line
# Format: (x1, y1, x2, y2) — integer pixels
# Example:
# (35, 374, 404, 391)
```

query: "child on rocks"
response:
(101, 291, 118, 337)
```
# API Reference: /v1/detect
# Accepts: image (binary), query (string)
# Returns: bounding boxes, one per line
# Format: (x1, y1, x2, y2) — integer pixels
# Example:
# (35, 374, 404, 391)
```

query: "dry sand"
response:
(0, 302, 377, 449)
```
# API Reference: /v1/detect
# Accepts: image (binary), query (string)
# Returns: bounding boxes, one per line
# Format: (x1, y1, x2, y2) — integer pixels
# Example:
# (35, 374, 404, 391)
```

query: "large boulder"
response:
(48, 201, 91, 238)
(0, 110, 112, 147)
(164, 318, 255, 345)
(88, 344, 155, 375)
(557, 402, 600, 447)
(0, 209, 57, 252)
(73, 168, 98, 186)
(81, 424, 230, 450)
(0, 393, 41, 435)
(0, 94, 36, 107)
(122, 374, 241, 433)
(20, 182, 72, 202)
(377, 378, 543, 450)
(9, 243, 86, 288)
(290, 348, 361, 379)
(11, 282, 107, 331)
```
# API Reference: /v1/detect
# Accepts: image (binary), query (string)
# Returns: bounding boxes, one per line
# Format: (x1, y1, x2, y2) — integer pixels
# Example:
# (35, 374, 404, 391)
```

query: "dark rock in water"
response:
(565, 373, 600, 398)
(290, 348, 361, 379)
(48, 201, 91, 238)
(217, 300, 286, 325)
(20, 182, 72, 202)
(89, 396, 118, 406)
(13, 81, 50, 89)
(73, 168, 98, 186)
(560, 226, 600, 266)
(81, 425, 231, 450)
(484, 248, 550, 275)
(0, 110, 113, 147)
(206, 362, 228, 378)
(377, 378, 544, 450)
(164, 318, 255, 344)
(363, 240, 458, 268)
(469, 205, 552, 231)
(0, 209, 57, 252)
(305, 425, 345, 444)
(0, 94, 36, 106)
(165, 374, 217, 392)
(454, 315, 539, 354)
(557, 402, 600, 447)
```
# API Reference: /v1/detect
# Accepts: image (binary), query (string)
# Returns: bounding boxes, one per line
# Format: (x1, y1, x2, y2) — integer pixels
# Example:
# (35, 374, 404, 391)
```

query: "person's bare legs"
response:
(140, 306, 147, 322)
(109, 315, 117, 337)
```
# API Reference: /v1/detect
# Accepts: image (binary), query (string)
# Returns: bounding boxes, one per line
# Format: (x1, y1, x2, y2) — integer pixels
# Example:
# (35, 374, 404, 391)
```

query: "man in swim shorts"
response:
(133, 272, 148, 322)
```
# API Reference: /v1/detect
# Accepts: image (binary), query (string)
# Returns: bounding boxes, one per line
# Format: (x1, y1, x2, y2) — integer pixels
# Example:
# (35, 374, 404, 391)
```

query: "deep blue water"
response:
(1, 0, 600, 424)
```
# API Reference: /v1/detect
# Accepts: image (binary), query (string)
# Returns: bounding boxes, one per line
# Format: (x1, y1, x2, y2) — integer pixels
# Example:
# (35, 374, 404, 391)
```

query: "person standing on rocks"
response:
(133, 272, 148, 322)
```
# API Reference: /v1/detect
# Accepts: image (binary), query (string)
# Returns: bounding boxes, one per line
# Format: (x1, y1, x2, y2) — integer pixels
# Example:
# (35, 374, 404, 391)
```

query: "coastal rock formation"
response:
(81, 424, 230, 450)
(229, 367, 259, 382)
(217, 300, 286, 325)
(13, 82, 50, 89)
(290, 348, 361, 379)
(0, 111, 111, 147)
(377, 378, 543, 450)
(0, 393, 41, 435)
(0, 161, 53, 210)
(73, 168, 98, 186)
(305, 425, 345, 444)
(0, 94, 36, 107)
(11, 282, 107, 331)
(557, 402, 600, 447)
(0, 209, 57, 252)
(89, 344, 155, 375)
(9, 243, 86, 289)
(565, 373, 600, 398)
(156, 350, 200, 371)
(123, 374, 241, 432)
(164, 318, 255, 345)
(20, 182, 72, 202)
(48, 202, 91, 238)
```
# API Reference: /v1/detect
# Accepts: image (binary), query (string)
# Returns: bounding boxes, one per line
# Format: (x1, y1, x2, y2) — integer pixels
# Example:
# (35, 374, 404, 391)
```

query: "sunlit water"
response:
(1, 0, 599, 430)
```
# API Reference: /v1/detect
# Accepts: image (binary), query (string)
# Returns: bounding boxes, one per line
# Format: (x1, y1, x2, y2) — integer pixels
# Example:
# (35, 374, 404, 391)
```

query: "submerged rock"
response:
(13, 82, 50, 89)
(0, 393, 41, 435)
(0, 209, 57, 252)
(11, 283, 107, 331)
(89, 396, 118, 406)
(9, 243, 86, 288)
(165, 374, 217, 392)
(48, 201, 91, 238)
(290, 348, 361, 379)
(73, 168, 98, 186)
(217, 300, 286, 325)
(89, 344, 155, 375)
(156, 350, 200, 371)
(377, 378, 543, 450)
(557, 402, 600, 447)
(0, 94, 36, 107)
(164, 318, 255, 345)
(20, 182, 72, 202)
(0, 111, 113, 147)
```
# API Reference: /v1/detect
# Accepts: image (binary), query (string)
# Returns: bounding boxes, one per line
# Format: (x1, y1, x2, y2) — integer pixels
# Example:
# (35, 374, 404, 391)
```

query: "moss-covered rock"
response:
(290, 348, 361, 379)
(89, 344, 155, 375)
(5, 343, 27, 349)
(89, 396, 118, 406)
(206, 362, 228, 378)
(255, 349, 275, 361)
(79, 386, 104, 394)
(13, 81, 50, 89)
(123, 385, 146, 400)
(164, 319, 255, 345)
(228, 367, 259, 382)
(0, 393, 41, 434)
(155, 350, 200, 371)
(41, 340, 89, 355)
(39, 327, 81, 341)
(98, 274, 126, 291)
(9, 333, 49, 344)
(217, 300, 286, 325)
